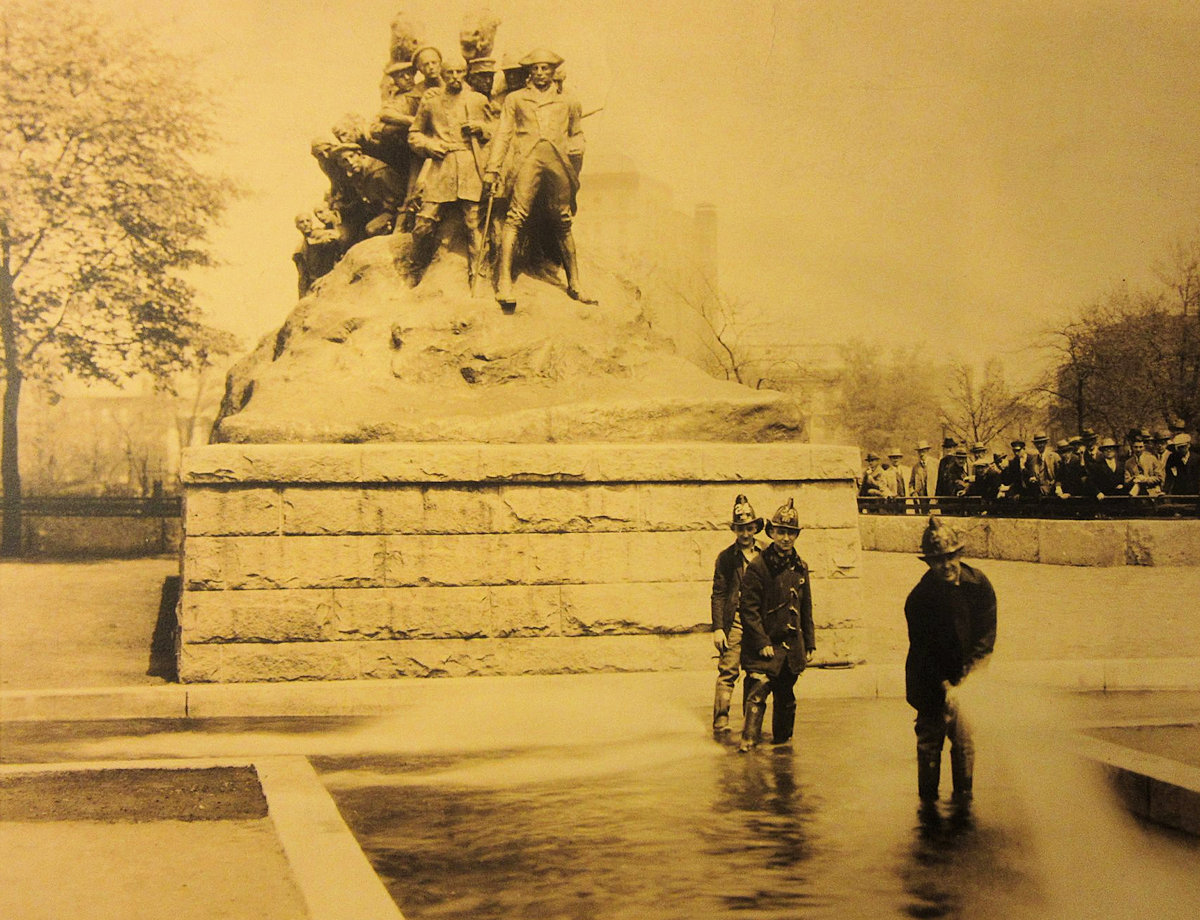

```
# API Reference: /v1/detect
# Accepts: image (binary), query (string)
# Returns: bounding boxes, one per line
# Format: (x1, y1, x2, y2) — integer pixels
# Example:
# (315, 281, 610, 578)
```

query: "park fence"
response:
(1, 495, 183, 557)
(857, 494, 1200, 519)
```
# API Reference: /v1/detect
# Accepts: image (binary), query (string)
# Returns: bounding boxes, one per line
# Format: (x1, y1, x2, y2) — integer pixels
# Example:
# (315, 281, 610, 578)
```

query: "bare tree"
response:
(941, 357, 1032, 447)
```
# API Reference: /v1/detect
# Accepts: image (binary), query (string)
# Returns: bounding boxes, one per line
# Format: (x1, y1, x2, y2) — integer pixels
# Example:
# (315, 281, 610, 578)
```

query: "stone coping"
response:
(183, 442, 860, 485)
(1075, 733, 1200, 836)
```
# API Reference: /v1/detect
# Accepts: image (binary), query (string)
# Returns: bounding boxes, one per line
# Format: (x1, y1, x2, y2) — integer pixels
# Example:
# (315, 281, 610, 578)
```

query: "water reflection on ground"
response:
(318, 697, 1194, 920)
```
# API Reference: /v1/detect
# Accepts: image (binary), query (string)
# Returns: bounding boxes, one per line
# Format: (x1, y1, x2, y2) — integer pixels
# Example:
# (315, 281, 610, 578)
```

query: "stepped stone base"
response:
(178, 443, 865, 682)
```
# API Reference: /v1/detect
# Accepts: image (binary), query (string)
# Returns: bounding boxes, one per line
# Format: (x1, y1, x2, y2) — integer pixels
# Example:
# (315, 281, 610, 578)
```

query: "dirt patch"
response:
(0, 766, 267, 821)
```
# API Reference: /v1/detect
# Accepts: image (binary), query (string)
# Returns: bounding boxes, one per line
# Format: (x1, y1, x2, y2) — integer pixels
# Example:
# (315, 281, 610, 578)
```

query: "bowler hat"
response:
(767, 498, 801, 533)
(1032, 432, 1049, 443)
(1010, 438, 1026, 448)
(915, 441, 932, 451)
(971, 442, 986, 453)
(918, 516, 964, 560)
(942, 437, 957, 450)
(1152, 428, 1171, 442)
(1081, 428, 1098, 443)
(1099, 437, 1118, 449)
(729, 494, 764, 533)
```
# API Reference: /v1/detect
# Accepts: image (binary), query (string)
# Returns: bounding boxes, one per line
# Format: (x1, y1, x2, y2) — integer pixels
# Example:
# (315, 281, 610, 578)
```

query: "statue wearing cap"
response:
(709, 494, 765, 735)
(904, 516, 996, 811)
(483, 48, 596, 311)
(736, 498, 815, 752)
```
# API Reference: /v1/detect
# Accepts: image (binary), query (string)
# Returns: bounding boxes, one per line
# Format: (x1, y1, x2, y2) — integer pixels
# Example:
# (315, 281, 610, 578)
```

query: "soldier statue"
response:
(483, 48, 596, 312)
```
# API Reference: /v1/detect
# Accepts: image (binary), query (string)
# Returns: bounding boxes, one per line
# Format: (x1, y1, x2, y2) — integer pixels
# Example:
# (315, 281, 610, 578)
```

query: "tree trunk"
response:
(1, 251, 23, 557)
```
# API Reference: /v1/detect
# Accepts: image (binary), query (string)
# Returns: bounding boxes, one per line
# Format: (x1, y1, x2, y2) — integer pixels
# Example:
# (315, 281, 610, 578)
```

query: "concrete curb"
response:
(256, 755, 406, 920)
(4, 658, 1200, 723)
(1075, 733, 1200, 835)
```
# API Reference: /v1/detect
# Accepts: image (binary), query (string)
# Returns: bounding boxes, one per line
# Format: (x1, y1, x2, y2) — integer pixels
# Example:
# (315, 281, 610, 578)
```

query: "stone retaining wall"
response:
(859, 514, 1200, 566)
(179, 443, 864, 682)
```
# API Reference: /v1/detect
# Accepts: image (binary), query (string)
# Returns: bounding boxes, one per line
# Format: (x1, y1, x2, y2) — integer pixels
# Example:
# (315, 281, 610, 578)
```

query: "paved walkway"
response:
(2, 553, 1199, 920)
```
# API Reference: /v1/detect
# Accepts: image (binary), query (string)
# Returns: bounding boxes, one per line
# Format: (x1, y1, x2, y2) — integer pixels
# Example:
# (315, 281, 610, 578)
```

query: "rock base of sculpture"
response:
(213, 237, 807, 445)
(178, 442, 864, 682)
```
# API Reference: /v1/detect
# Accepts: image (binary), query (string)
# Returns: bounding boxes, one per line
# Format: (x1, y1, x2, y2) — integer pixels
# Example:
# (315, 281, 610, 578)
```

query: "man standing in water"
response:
(904, 517, 996, 820)
(710, 494, 765, 737)
(738, 499, 815, 753)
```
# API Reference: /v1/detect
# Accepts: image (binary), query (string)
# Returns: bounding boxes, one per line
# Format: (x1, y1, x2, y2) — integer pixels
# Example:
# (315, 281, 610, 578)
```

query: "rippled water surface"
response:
(317, 695, 1200, 920)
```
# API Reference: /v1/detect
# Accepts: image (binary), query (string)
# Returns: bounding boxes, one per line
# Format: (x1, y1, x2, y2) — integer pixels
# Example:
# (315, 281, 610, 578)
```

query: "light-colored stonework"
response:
(178, 443, 864, 681)
(858, 513, 1200, 566)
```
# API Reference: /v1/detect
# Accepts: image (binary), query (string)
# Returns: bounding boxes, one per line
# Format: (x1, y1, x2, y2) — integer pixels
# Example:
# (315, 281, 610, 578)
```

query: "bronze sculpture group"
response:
(293, 9, 595, 313)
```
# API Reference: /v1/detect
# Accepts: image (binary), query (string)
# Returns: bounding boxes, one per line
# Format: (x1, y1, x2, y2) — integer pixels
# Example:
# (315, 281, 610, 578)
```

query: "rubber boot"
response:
(712, 684, 733, 734)
(771, 699, 795, 745)
(949, 743, 974, 827)
(738, 701, 765, 753)
(918, 755, 941, 803)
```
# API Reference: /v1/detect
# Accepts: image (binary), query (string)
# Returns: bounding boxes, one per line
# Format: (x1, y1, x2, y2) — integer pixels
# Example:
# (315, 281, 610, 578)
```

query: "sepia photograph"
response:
(2, 1, 1199, 917)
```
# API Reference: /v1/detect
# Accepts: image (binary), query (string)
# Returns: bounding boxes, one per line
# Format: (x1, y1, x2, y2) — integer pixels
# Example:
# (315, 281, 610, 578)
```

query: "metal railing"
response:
(858, 494, 1200, 519)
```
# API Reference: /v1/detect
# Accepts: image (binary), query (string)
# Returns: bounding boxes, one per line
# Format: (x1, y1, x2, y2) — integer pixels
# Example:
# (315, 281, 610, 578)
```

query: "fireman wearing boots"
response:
(710, 494, 765, 737)
(904, 517, 996, 821)
(481, 48, 595, 312)
(737, 499, 815, 753)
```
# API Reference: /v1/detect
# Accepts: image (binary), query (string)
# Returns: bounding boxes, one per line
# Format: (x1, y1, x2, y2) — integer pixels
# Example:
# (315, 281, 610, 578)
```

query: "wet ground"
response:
(4, 691, 1198, 920)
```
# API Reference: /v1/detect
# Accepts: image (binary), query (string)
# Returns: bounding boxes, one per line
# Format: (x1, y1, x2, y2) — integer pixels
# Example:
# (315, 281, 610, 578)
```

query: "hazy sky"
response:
(103, 0, 1200, 378)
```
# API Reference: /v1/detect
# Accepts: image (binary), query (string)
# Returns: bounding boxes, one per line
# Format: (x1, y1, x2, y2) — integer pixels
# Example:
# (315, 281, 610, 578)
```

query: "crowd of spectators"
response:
(859, 422, 1200, 508)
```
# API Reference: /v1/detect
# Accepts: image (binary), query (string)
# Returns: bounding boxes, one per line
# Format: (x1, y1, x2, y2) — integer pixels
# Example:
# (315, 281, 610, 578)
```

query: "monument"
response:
(178, 8, 863, 682)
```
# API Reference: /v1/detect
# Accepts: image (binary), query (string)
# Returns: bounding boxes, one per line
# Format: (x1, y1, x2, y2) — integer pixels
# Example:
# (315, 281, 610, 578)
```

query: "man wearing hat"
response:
(1057, 437, 1087, 498)
(738, 499, 816, 752)
(1165, 433, 1200, 495)
(1124, 429, 1161, 496)
(1086, 437, 1126, 498)
(882, 448, 909, 501)
(483, 48, 596, 311)
(859, 451, 888, 498)
(1024, 432, 1060, 499)
(905, 517, 996, 816)
(909, 441, 933, 510)
(935, 438, 965, 498)
(709, 495, 765, 736)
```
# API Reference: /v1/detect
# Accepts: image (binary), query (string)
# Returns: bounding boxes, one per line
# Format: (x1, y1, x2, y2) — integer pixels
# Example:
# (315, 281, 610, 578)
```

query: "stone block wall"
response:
(858, 514, 1200, 566)
(178, 443, 864, 681)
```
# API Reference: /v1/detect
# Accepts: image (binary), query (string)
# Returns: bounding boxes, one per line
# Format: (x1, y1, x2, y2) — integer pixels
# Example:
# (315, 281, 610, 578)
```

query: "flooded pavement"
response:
(4, 688, 1199, 920)
(313, 691, 1200, 920)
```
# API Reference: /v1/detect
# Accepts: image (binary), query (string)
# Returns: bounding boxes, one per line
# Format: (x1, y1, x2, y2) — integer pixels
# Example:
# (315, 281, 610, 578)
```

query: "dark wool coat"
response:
(904, 562, 997, 713)
(710, 540, 764, 632)
(739, 543, 815, 676)
(1085, 457, 1126, 497)
(1165, 450, 1200, 495)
